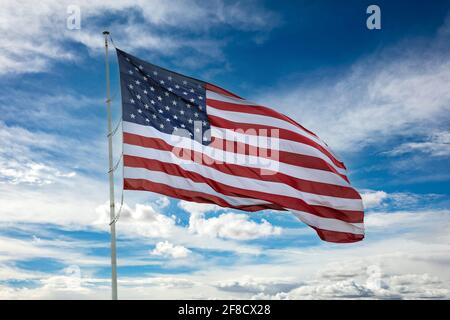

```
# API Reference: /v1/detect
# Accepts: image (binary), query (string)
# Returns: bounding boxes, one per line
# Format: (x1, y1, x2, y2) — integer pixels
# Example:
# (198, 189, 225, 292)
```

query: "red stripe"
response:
(207, 98, 320, 141)
(312, 227, 365, 243)
(210, 137, 349, 182)
(205, 83, 242, 99)
(124, 178, 282, 212)
(123, 155, 364, 223)
(123, 132, 358, 199)
(209, 115, 346, 170)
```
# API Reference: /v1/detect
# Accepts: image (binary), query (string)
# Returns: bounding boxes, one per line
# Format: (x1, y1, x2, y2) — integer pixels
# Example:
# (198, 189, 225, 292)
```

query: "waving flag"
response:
(116, 48, 364, 243)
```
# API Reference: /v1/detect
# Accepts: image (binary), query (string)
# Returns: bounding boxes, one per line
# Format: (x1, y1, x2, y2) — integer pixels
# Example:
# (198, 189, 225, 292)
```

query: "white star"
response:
(164, 92, 169, 96)
(168, 76, 172, 81)
(153, 71, 158, 75)
(190, 88, 195, 93)
(183, 92, 188, 95)
(128, 84, 133, 89)
(165, 106, 170, 111)
(160, 80, 165, 85)
(151, 100, 155, 105)
(158, 109, 163, 113)
(198, 96, 203, 100)
(180, 110, 185, 115)
(173, 115, 178, 120)
(144, 104, 149, 109)
(190, 98, 195, 103)
(136, 94, 141, 100)
(138, 109, 142, 113)
(160, 124, 164, 128)
(150, 87, 155, 91)
(143, 76, 147, 81)
(145, 118, 150, 122)
(130, 99, 135, 104)
(135, 80, 140, 85)
(143, 89, 148, 94)
(139, 65, 143, 70)
(199, 106, 203, 110)
(186, 104, 191, 108)
(128, 70, 133, 74)
(166, 118, 170, 122)
(130, 114, 135, 118)
(168, 87, 173, 92)
(175, 85, 180, 89)
(181, 124, 185, 128)
(157, 96, 162, 101)
(152, 114, 157, 119)
(203, 121, 207, 126)
(188, 119, 193, 124)
(182, 80, 187, 85)
(194, 112, 199, 117)
(172, 100, 177, 106)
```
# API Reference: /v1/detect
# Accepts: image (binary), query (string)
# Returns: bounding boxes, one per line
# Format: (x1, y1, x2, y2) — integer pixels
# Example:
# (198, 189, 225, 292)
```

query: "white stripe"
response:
(291, 210, 364, 235)
(211, 127, 347, 176)
(124, 167, 271, 207)
(206, 90, 342, 162)
(124, 121, 350, 187)
(206, 90, 259, 106)
(123, 142, 363, 211)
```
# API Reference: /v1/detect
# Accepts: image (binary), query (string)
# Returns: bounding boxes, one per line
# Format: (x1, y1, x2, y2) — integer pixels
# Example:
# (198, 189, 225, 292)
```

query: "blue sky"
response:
(0, 0, 449, 299)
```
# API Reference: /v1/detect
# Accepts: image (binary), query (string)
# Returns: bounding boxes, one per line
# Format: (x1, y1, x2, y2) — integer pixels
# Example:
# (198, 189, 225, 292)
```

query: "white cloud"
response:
(95, 202, 176, 238)
(150, 241, 191, 259)
(178, 200, 222, 214)
(361, 191, 388, 209)
(188, 212, 281, 240)
(179, 201, 282, 241)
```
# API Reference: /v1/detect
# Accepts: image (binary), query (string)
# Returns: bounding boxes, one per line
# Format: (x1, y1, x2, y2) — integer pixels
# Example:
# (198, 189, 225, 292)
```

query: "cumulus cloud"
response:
(215, 276, 300, 295)
(188, 212, 281, 240)
(95, 202, 176, 238)
(150, 241, 191, 258)
(178, 200, 223, 214)
(284, 267, 449, 300)
(178, 200, 282, 240)
(361, 191, 388, 209)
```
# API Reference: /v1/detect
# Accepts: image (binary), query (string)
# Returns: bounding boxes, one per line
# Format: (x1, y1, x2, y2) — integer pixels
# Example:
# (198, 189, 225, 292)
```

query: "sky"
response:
(0, 0, 449, 299)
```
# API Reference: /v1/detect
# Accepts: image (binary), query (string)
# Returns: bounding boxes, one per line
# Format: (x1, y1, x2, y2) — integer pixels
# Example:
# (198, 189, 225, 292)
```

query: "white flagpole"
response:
(103, 30, 118, 300)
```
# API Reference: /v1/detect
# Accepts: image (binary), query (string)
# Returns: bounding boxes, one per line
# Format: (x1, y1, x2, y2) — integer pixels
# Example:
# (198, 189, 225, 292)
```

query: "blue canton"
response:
(117, 49, 210, 144)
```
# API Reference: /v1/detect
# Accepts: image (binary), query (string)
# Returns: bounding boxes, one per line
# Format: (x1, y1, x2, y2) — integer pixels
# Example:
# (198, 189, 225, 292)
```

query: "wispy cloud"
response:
(0, 0, 280, 75)
(258, 16, 450, 154)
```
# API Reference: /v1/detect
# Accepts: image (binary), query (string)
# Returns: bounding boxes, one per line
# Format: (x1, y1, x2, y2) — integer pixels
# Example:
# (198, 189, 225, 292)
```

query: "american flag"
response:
(117, 48, 364, 243)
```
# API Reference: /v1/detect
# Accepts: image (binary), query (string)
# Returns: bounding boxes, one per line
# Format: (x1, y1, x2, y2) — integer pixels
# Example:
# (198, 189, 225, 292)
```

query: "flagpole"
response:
(103, 30, 118, 300)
